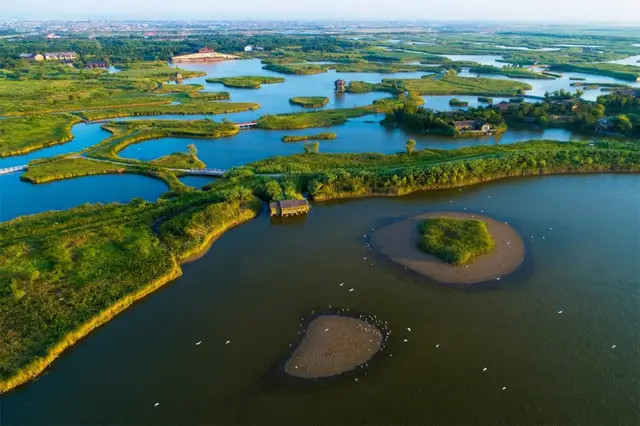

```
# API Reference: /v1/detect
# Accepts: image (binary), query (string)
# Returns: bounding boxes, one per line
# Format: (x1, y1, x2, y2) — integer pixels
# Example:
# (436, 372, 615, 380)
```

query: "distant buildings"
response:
(19, 53, 44, 62)
(492, 101, 512, 112)
(85, 61, 108, 69)
(595, 118, 615, 133)
(171, 47, 238, 63)
(453, 120, 492, 134)
(43, 52, 77, 61)
(19, 51, 77, 62)
(243, 45, 264, 52)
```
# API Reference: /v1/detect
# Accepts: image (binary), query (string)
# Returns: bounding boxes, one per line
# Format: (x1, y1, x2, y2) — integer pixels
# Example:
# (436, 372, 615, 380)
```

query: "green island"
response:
(478, 96, 493, 103)
(469, 65, 555, 80)
(205, 75, 285, 89)
(449, 98, 469, 107)
(257, 96, 418, 129)
(348, 72, 531, 96)
(282, 132, 337, 142)
(263, 63, 329, 75)
(418, 218, 494, 265)
(548, 63, 640, 81)
(289, 96, 330, 108)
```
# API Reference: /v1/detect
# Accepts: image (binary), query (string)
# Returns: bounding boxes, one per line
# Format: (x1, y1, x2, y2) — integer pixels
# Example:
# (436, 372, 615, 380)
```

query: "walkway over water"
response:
(0, 165, 27, 175)
(233, 121, 257, 129)
(175, 168, 227, 177)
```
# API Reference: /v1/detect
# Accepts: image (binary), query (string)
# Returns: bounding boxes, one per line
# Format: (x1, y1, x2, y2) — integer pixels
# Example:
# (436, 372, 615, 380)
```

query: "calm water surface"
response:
(3, 174, 639, 425)
(0, 173, 167, 222)
(119, 115, 590, 169)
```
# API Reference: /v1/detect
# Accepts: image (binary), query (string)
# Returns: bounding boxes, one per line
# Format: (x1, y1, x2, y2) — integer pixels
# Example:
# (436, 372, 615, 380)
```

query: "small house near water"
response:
(269, 200, 311, 217)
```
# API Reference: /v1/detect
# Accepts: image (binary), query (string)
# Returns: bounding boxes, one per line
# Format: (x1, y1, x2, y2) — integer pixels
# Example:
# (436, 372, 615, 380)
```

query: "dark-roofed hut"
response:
(269, 200, 310, 217)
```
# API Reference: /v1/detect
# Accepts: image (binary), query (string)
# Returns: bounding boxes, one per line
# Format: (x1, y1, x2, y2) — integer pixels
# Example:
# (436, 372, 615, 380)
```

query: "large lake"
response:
(3, 174, 638, 425)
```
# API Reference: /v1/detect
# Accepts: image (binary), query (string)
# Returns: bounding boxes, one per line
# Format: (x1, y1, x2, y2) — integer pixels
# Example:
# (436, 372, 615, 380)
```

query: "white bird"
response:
(354, 378, 358, 382)
(612, 345, 617, 349)
(482, 367, 487, 372)
(496, 277, 501, 281)
(339, 282, 344, 286)
(154, 403, 160, 407)
(407, 327, 411, 332)
(363, 257, 367, 260)
(502, 386, 507, 391)
(195, 341, 202, 346)
(403, 339, 408, 342)
(324, 328, 329, 332)
(349, 288, 354, 292)
(558, 310, 563, 314)
(435, 344, 440, 348)
(225, 340, 231, 345)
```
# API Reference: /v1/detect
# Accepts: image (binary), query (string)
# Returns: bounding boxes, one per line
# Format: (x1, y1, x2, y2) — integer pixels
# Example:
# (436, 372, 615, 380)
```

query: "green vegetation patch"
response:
(21, 157, 130, 184)
(282, 132, 337, 142)
(205, 75, 284, 89)
(0, 114, 81, 157)
(150, 152, 205, 170)
(469, 65, 555, 80)
(418, 218, 494, 265)
(398, 73, 532, 96)
(263, 63, 329, 75)
(549, 63, 640, 82)
(289, 96, 330, 108)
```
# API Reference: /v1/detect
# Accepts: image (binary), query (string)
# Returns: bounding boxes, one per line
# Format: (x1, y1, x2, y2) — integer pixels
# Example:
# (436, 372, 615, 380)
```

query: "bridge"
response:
(174, 168, 228, 177)
(233, 121, 257, 130)
(0, 165, 27, 175)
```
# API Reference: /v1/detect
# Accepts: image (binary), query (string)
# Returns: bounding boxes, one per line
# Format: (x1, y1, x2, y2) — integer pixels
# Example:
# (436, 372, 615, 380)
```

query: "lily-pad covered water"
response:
(3, 174, 638, 425)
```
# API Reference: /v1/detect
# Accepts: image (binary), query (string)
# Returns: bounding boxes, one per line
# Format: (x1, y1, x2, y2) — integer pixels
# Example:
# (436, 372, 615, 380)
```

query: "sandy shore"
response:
(372, 212, 525, 284)
(285, 315, 383, 379)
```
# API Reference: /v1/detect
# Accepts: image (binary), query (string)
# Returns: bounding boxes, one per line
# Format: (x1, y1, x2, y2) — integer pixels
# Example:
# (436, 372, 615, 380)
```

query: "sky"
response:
(2, 0, 640, 22)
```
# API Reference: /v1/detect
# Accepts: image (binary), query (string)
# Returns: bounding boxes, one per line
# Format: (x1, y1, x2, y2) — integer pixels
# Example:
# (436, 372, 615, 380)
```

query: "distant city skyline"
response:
(2, 0, 640, 23)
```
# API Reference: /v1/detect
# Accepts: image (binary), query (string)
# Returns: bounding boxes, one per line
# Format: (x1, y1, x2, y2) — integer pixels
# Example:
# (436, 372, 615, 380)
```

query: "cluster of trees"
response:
(384, 103, 505, 136)
(0, 34, 363, 68)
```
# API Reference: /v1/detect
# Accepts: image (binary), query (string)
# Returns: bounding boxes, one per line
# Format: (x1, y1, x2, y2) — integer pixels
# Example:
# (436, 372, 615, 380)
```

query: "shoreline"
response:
(372, 212, 525, 284)
(285, 315, 384, 379)
(0, 171, 633, 393)
(0, 205, 260, 394)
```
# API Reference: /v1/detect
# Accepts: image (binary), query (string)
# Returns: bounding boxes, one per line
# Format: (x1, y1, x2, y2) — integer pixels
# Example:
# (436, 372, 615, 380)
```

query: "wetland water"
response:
(3, 174, 638, 425)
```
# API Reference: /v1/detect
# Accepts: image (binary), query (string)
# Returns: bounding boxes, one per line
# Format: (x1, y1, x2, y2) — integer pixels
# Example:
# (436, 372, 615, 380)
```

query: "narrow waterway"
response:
(3, 174, 638, 425)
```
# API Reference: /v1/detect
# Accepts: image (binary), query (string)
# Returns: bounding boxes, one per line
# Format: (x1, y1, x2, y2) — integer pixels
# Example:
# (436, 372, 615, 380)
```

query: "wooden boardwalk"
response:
(0, 165, 27, 175)
(233, 121, 257, 130)
(174, 168, 228, 177)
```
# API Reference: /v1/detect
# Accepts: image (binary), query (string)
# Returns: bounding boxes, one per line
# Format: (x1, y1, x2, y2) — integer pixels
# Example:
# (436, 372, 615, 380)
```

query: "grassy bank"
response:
(0, 186, 261, 393)
(347, 73, 531, 96)
(77, 100, 260, 121)
(469, 65, 555, 80)
(206, 75, 284, 89)
(0, 114, 81, 157)
(21, 157, 130, 183)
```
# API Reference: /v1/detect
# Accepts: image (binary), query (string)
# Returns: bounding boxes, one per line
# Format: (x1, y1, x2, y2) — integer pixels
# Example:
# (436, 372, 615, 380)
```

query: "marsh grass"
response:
(418, 218, 494, 265)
